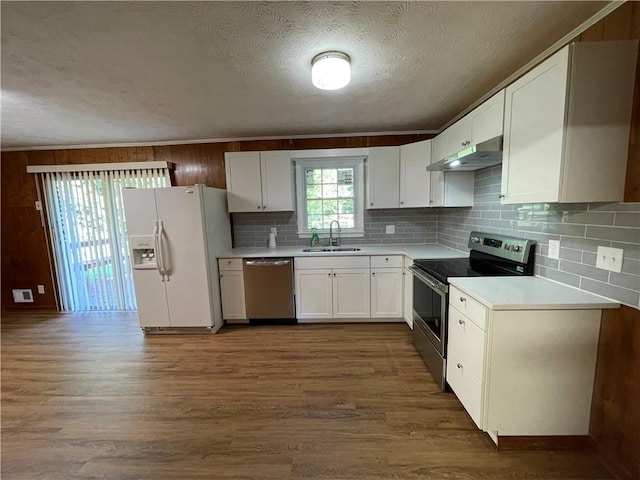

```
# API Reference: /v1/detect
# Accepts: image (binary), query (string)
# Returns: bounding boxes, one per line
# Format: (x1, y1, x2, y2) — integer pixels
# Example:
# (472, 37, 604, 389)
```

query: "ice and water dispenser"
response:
(130, 235, 158, 270)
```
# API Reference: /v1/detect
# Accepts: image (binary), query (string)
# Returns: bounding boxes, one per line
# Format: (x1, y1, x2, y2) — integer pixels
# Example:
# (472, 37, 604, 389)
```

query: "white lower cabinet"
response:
(295, 256, 371, 321)
(403, 267, 413, 328)
(446, 285, 603, 443)
(370, 256, 403, 319)
(218, 259, 246, 322)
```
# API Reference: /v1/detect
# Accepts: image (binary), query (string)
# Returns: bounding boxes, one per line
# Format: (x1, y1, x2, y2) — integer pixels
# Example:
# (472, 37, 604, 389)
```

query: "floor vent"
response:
(12, 289, 34, 303)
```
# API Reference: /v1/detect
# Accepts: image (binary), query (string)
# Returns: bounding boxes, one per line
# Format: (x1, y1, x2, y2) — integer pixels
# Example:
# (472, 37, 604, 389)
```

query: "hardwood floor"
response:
(1, 312, 614, 480)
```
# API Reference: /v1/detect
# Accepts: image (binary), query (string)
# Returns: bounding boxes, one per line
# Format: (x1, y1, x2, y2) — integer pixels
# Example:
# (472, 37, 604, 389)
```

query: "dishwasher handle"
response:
(244, 258, 292, 267)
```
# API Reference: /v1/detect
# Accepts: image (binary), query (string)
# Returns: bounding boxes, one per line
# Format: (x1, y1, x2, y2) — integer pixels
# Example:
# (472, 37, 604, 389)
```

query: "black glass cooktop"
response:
(414, 252, 529, 285)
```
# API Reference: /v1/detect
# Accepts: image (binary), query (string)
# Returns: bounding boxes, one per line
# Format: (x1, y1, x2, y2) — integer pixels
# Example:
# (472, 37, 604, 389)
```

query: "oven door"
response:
(408, 265, 448, 356)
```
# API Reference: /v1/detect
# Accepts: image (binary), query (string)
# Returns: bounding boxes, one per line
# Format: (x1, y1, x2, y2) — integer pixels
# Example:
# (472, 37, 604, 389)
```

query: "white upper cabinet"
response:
(366, 146, 401, 209)
(225, 151, 294, 212)
(501, 41, 638, 204)
(399, 139, 431, 208)
(435, 90, 505, 162)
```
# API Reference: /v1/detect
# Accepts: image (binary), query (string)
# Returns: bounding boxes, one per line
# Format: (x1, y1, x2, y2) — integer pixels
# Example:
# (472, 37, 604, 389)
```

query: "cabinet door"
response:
(225, 152, 263, 212)
(403, 268, 413, 327)
(333, 268, 370, 318)
(399, 139, 431, 208)
(469, 89, 505, 145)
(260, 151, 294, 212)
(220, 271, 246, 320)
(441, 119, 471, 160)
(295, 269, 333, 319)
(371, 268, 403, 318)
(366, 146, 400, 209)
(501, 47, 569, 204)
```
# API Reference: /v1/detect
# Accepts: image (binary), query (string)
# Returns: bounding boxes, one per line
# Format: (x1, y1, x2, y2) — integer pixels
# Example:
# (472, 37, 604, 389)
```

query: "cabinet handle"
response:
(460, 297, 466, 302)
(263, 205, 267, 210)
(458, 319, 465, 325)
(385, 257, 389, 261)
(457, 363, 463, 369)
(220, 274, 224, 278)
(227, 260, 232, 264)
(257, 206, 262, 209)
(333, 273, 336, 277)
(498, 194, 505, 199)
(400, 201, 404, 205)
(461, 142, 465, 147)
(372, 272, 376, 276)
(370, 202, 373, 206)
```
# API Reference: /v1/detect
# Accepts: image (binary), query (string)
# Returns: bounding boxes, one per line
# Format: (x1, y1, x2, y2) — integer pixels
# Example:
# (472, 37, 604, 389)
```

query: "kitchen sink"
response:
(302, 247, 362, 253)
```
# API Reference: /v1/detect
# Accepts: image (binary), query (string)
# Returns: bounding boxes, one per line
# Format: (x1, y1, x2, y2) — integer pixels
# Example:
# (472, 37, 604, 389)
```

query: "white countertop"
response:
(449, 276, 620, 311)
(218, 243, 468, 260)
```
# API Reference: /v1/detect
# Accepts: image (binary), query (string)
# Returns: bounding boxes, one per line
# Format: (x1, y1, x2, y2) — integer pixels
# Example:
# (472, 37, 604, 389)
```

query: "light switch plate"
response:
(270, 227, 277, 236)
(37, 284, 45, 294)
(548, 240, 560, 260)
(386, 225, 395, 234)
(596, 246, 623, 273)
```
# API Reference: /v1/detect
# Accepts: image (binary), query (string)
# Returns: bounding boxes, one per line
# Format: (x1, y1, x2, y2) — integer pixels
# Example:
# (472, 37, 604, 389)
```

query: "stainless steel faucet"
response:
(329, 220, 341, 246)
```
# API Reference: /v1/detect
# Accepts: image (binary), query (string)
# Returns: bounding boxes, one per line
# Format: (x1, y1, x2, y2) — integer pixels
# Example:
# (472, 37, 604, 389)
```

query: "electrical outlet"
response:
(35, 200, 42, 211)
(37, 285, 45, 294)
(596, 246, 623, 273)
(548, 240, 560, 260)
(270, 227, 277, 236)
(386, 225, 395, 234)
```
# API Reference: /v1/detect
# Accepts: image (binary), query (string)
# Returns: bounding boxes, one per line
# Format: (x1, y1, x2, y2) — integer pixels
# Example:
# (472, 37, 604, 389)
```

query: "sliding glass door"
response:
(41, 168, 169, 311)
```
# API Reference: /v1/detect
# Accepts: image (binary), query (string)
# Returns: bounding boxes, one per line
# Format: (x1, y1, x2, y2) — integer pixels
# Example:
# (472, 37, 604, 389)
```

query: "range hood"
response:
(427, 136, 503, 171)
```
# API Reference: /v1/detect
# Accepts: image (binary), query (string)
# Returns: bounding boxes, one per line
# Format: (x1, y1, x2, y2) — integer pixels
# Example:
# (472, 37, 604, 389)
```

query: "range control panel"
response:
(468, 231, 536, 263)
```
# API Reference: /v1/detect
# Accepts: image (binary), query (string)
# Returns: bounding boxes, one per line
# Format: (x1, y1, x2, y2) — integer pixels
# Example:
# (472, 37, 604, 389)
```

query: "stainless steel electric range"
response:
(409, 231, 536, 390)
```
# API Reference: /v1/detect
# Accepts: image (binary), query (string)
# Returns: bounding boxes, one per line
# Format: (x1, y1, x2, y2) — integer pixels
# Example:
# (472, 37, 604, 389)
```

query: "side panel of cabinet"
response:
(333, 269, 371, 318)
(260, 151, 295, 212)
(225, 152, 263, 212)
(403, 269, 413, 328)
(371, 268, 403, 318)
(400, 140, 431, 208)
(366, 146, 400, 209)
(295, 269, 333, 319)
(501, 47, 569, 204)
(220, 271, 246, 321)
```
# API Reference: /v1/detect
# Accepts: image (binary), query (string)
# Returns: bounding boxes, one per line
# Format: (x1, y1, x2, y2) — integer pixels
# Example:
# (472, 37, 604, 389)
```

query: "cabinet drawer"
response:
(370, 255, 403, 268)
(218, 258, 243, 271)
(450, 285, 487, 330)
(447, 348, 483, 429)
(448, 306, 486, 379)
(295, 256, 369, 270)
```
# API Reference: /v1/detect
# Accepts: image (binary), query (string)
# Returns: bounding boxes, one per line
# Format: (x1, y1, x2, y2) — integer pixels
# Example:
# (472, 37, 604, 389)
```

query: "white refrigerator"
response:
(122, 185, 231, 332)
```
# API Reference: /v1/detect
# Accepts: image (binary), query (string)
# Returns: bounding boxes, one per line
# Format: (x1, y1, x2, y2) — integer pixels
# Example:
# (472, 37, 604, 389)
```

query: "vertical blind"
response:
(40, 167, 170, 311)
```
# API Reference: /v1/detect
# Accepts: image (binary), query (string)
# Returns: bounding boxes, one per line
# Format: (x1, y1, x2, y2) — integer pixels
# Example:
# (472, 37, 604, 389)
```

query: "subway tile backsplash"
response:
(437, 165, 640, 308)
(230, 164, 639, 308)
(232, 208, 438, 248)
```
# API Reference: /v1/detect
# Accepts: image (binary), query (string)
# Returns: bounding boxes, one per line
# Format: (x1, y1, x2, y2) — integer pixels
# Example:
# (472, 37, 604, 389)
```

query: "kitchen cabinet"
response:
(403, 257, 413, 328)
(446, 284, 603, 443)
(399, 139, 431, 208)
(224, 150, 294, 212)
(434, 90, 505, 163)
(366, 146, 400, 209)
(501, 41, 638, 204)
(370, 256, 403, 318)
(295, 256, 370, 321)
(218, 259, 246, 322)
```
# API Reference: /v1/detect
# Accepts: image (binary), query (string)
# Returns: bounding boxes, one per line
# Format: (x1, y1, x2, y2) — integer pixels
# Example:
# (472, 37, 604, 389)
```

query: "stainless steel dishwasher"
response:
(243, 258, 295, 320)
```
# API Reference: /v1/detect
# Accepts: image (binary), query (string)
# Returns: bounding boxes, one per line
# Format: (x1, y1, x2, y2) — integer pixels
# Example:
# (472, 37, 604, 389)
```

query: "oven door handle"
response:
(408, 265, 448, 294)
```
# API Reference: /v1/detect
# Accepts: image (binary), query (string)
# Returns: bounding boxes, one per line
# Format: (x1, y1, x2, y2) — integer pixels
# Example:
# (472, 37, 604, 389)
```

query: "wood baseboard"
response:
(497, 435, 593, 451)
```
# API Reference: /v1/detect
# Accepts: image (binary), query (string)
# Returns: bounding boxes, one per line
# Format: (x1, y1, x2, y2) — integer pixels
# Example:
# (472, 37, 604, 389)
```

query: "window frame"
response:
(295, 156, 365, 238)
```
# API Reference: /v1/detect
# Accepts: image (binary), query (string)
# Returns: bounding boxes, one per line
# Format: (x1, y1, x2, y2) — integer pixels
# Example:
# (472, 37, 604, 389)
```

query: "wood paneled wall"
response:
(577, 3, 640, 480)
(1, 3, 638, 477)
(0, 134, 429, 311)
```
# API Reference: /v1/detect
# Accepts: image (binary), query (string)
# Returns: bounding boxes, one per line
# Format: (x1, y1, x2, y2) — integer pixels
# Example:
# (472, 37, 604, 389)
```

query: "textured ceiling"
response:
(1, 1, 608, 149)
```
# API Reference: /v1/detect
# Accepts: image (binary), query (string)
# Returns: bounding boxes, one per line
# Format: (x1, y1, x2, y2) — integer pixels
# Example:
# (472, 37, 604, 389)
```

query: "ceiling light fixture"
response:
(311, 51, 351, 90)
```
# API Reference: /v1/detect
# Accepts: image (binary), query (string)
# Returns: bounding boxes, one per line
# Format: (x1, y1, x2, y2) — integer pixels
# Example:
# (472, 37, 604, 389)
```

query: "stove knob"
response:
(471, 236, 480, 243)
(513, 245, 522, 252)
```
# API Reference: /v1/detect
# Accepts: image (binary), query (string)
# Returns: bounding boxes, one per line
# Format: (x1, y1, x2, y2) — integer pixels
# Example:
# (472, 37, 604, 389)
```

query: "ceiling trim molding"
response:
(439, 0, 628, 132)
(1, 130, 436, 152)
(26, 161, 174, 173)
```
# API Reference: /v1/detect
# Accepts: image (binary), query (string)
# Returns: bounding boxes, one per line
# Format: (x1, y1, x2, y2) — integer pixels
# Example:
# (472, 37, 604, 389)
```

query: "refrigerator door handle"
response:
(153, 221, 165, 281)
(158, 220, 169, 281)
